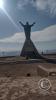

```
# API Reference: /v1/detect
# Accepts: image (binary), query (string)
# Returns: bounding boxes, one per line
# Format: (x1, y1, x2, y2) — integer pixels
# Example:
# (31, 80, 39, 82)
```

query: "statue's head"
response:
(26, 21, 29, 25)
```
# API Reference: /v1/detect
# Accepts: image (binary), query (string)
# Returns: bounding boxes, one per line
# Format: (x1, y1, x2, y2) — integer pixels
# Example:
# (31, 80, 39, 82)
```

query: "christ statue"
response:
(19, 21, 35, 40)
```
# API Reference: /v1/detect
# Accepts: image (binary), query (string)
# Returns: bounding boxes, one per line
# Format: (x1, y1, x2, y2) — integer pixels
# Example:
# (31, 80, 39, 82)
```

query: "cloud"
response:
(32, 0, 56, 16)
(17, 0, 56, 16)
(17, 0, 29, 10)
(0, 32, 25, 43)
(31, 25, 56, 42)
(0, 24, 56, 43)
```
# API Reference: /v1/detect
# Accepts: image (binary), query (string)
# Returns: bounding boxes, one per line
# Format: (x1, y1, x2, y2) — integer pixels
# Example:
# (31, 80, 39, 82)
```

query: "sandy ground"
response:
(0, 76, 56, 100)
(0, 56, 56, 100)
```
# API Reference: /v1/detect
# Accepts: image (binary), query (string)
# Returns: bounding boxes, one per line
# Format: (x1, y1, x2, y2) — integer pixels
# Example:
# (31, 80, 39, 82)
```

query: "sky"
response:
(0, 0, 56, 52)
(0, 0, 56, 38)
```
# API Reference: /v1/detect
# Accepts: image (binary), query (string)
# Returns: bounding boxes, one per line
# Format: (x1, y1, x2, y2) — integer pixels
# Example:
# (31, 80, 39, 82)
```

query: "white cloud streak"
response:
(0, 24, 56, 43)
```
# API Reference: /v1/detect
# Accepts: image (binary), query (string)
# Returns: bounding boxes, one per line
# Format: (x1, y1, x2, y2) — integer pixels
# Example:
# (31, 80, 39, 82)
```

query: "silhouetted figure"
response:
(19, 21, 35, 40)
(19, 21, 42, 59)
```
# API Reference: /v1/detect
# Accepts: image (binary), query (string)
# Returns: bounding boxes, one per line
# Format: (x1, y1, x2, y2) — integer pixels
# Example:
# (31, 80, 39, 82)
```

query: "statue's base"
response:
(20, 39, 42, 59)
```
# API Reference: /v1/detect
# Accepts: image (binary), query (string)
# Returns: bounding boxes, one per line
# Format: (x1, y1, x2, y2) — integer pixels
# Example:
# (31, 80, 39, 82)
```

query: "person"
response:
(19, 21, 35, 40)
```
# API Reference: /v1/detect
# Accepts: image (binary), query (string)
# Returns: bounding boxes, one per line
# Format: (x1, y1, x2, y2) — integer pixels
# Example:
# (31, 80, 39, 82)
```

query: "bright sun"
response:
(0, 0, 4, 9)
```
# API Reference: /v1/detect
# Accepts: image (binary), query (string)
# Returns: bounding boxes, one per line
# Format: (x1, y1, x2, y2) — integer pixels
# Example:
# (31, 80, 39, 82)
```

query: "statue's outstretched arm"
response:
(19, 21, 24, 27)
(31, 22, 36, 27)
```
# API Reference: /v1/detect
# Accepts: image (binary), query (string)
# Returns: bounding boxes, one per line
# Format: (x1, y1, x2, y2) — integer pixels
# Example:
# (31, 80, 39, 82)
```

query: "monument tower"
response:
(19, 21, 42, 59)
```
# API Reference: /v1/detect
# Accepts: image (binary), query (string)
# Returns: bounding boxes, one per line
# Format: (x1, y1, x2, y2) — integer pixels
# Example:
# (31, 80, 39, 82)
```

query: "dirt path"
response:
(0, 76, 56, 100)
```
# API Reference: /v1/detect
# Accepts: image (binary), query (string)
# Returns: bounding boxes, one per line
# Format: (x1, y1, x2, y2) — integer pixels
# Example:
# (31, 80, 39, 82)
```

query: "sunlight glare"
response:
(0, 0, 4, 9)
(0, 0, 20, 30)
